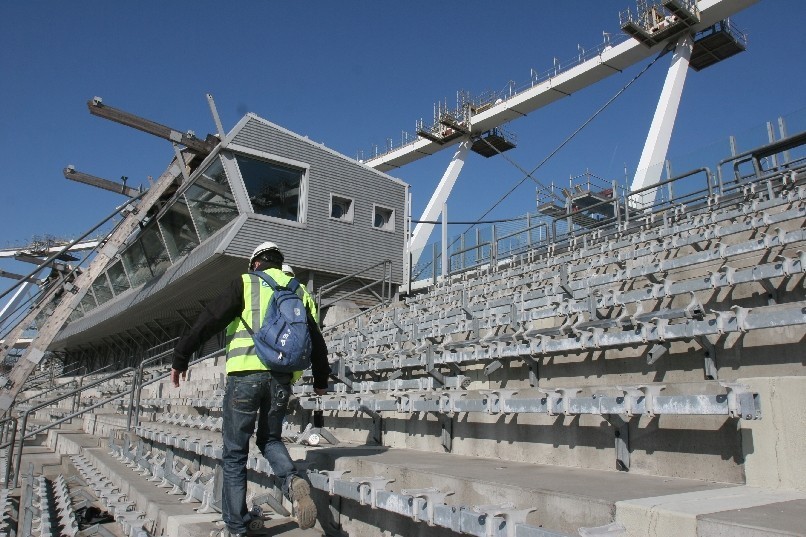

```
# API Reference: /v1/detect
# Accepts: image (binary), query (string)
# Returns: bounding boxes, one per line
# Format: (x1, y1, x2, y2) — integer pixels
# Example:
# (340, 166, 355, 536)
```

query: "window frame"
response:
(228, 144, 310, 226)
(372, 203, 395, 232)
(329, 193, 355, 224)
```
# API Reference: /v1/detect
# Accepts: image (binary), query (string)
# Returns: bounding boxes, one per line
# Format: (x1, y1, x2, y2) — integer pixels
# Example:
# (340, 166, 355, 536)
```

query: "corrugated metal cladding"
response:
(228, 116, 407, 284)
(51, 220, 244, 350)
(53, 255, 244, 351)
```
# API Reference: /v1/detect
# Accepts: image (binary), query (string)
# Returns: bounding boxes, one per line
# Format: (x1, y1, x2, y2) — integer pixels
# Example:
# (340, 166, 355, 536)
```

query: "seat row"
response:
(341, 203, 806, 345)
(70, 454, 151, 537)
(24, 474, 79, 537)
(0, 488, 12, 537)
(124, 407, 612, 536)
(386, 179, 804, 321)
(326, 300, 805, 380)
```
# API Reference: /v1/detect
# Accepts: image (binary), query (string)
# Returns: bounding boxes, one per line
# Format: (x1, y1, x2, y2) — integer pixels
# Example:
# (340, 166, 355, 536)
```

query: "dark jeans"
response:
(221, 370, 299, 533)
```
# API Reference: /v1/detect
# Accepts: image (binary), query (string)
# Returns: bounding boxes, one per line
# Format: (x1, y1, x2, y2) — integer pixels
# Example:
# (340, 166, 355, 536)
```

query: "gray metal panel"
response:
(52, 220, 243, 349)
(51, 113, 407, 352)
(52, 254, 245, 350)
(229, 116, 406, 283)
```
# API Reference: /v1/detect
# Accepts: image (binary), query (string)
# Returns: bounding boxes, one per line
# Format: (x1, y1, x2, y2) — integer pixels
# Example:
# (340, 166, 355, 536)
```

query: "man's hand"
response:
(314, 387, 328, 396)
(171, 368, 186, 388)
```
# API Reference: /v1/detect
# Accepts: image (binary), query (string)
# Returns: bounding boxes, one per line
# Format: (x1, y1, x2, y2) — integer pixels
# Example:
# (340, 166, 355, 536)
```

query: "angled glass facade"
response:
(185, 157, 239, 240)
(71, 139, 324, 321)
(72, 152, 244, 319)
(158, 200, 199, 260)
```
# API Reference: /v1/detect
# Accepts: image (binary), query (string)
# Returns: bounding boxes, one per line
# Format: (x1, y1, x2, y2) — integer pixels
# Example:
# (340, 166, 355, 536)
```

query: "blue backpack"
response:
(241, 271, 312, 373)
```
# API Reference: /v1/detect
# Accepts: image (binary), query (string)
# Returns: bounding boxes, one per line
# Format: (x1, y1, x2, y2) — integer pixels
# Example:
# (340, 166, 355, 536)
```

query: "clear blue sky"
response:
(1, 1, 804, 295)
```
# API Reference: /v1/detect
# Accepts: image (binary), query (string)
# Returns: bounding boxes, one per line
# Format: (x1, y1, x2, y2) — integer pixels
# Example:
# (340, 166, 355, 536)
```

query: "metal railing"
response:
(359, 30, 630, 163)
(718, 130, 806, 186)
(412, 128, 806, 286)
(6, 367, 136, 487)
(315, 259, 394, 313)
(0, 416, 17, 486)
(16, 362, 113, 411)
(126, 345, 179, 431)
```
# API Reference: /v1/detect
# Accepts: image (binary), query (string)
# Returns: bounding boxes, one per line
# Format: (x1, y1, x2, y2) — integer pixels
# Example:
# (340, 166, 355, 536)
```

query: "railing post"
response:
(476, 228, 481, 266)
(13, 410, 31, 487)
(129, 347, 174, 431)
(441, 202, 448, 278)
(491, 224, 498, 270)
(459, 232, 465, 271)
(0, 417, 16, 486)
(432, 242, 438, 285)
(127, 365, 143, 431)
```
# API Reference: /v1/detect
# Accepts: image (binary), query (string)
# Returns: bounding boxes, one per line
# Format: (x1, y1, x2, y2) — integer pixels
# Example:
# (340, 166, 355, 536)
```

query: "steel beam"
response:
(64, 166, 141, 197)
(87, 97, 217, 154)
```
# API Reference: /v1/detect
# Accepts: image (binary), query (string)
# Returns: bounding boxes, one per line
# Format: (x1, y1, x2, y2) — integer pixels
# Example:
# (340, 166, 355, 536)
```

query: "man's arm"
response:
(307, 313, 331, 394)
(171, 276, 245, 385)
(299, 284, 328, 393)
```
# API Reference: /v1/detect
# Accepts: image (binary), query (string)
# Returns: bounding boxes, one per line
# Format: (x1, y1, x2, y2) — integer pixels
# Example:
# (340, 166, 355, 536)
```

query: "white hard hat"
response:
(281, 263, 295, 277)
(250, 241, 283, 265)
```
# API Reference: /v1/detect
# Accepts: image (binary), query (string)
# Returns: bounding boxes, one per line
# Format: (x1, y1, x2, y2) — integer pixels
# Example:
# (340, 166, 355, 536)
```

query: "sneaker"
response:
(289, 476, 317, 529)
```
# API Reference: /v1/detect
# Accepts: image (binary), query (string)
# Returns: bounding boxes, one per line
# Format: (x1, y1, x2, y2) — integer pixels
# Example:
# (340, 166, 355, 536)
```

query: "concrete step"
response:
(298, 442, 806, 537)
(617, 488, 806, 537)
(697, 498, 806, 537)
(28, 425, 806, 537)
(49, 430, 325, 537)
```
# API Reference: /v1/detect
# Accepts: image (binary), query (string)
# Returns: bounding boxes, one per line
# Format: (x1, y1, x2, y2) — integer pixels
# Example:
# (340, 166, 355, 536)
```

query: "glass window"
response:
(67, 308, 83, 323)
(78, 290, 97, 314)
(159, 199, 200, 261)
(330, 194, 354, 222)
(91, 274, 113, 306)
(32, 309, 49, 330)
(185, 156, 239, 241)
(107, 261, 130, 295)
(373, 205, 395, 231)
(139, 226, 171, 278)
(121, 240, 152, 287)
(235, 154, 303, 221)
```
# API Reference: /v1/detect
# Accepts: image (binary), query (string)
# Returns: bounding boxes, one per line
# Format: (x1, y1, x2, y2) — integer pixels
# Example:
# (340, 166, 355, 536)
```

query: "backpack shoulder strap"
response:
(249, 270, 279, 290)
(286, 277, 306, 298)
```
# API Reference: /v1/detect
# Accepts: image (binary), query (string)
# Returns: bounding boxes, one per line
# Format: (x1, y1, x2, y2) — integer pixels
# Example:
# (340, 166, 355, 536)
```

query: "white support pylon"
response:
(408, 138, 471, 265)
(630, 34, 694, 207)
(0, 276, 41, 333)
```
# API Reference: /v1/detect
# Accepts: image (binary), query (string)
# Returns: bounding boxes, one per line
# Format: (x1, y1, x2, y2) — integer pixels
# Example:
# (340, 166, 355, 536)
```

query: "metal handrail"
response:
(9, 366, 135, 487)
(0, 416, 17, 486)
(127, 346, 177, 431)
(129, 348, 226, 431)
(542, 167, 711, 243)
(16, 362, 114, 409)
(412, 167, 713, 285)
(717, 130, 806, 186)
(416, 218, 551, 282)
(315, 259, 393, 312)
(6, 346, 210, 489)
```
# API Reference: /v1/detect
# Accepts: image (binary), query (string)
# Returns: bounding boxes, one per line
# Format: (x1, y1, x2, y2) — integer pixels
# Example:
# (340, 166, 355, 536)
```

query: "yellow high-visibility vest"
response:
(225, 268, 318, 382)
